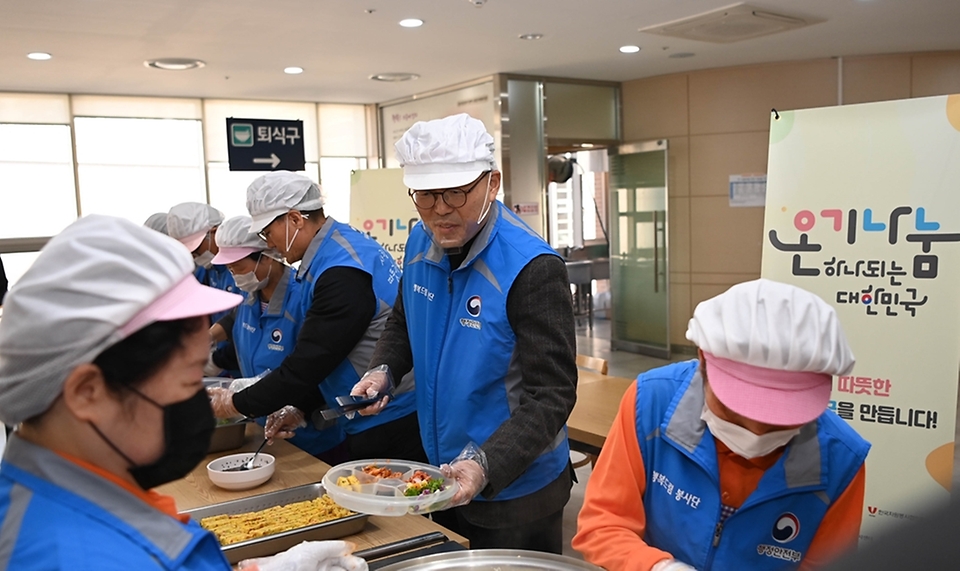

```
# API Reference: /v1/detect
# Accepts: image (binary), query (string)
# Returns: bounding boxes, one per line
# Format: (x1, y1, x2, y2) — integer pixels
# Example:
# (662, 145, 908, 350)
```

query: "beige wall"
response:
(622, 51, 960, 348)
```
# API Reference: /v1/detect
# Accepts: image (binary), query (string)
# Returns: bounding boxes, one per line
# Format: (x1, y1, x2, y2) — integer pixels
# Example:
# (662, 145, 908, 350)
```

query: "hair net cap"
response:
(246, 171, 324, 233)
(143, 212, 169, 235)
(167, 203, 225, 251)
(686, 278, 855, 425)
(212, 215, 268, 265)
(0, 215, 242, 425)
(395, 113, 496, 190)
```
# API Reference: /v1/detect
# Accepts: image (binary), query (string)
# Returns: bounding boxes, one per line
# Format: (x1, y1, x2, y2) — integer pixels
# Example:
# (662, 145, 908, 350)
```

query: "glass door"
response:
(609, 141, 669, 358)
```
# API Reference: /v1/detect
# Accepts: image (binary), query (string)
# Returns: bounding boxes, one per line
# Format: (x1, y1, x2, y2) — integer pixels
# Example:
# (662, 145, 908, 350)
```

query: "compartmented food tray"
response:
(182, 482, 368, 563)
(323, 459, 458, 516)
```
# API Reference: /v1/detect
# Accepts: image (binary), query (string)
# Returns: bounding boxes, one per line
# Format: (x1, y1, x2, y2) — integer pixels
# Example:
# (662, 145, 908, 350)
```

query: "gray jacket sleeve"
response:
(480, 254, 578, 498)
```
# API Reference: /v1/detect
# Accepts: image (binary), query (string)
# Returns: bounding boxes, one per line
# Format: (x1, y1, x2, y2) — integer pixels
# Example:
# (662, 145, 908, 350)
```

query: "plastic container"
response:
(207, 453, 275, 491)
(322, 459, 458, 516)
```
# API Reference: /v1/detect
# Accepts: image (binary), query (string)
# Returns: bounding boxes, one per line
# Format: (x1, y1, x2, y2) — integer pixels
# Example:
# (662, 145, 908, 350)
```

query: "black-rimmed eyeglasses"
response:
(408, 172, 491, 209)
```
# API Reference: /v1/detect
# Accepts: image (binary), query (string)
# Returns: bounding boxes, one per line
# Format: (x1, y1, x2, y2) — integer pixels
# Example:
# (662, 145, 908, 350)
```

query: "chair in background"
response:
(572, 354, 609, 469)
(576, 354, 608, 375)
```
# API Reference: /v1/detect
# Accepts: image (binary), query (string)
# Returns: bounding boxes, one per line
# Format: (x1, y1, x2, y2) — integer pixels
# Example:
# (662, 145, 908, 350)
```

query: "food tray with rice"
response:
(322, 460, 458, 516)
(181, 482, 368, 563)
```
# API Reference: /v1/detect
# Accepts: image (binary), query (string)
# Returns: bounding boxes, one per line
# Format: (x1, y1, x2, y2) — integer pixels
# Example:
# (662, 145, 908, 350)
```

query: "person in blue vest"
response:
(350, 114, 579, 553)
(573, 279, 870, 571)
(206, 215, 347, 464)
(207, 172, 426, 464)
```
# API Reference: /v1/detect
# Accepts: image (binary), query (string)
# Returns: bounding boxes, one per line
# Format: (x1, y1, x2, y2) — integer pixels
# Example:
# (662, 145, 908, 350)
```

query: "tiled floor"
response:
(561, 317, 960, 560)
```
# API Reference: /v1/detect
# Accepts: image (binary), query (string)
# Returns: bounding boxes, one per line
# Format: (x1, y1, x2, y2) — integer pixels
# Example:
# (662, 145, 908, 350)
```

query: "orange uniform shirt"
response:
(56, 451, 191, 524)
(573, 383, 865, 571)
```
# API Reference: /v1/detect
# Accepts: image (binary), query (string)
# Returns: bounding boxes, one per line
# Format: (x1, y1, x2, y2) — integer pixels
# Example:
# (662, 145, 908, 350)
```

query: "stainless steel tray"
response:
(377, 549, 603, 570)
(182, 482, 368, 564)
(208, 420, 249, 453)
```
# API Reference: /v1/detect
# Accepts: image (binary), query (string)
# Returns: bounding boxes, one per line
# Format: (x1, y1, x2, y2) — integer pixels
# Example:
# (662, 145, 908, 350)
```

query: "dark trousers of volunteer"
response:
(345, 412, 428, 463)
(431, 506, 564, 554)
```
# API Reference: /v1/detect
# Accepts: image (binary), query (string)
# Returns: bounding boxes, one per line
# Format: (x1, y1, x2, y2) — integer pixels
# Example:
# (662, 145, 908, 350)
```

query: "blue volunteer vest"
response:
(199, 264, 238, 324)
(296, 217, 416, 435)
(402, 201, 570, 501)
(635, 361, 870, 570)
(233, 266, 344, 455)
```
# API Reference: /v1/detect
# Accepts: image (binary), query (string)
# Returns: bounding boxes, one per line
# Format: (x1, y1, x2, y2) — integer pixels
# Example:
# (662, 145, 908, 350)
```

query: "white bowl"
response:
(207, 453, 275, 491)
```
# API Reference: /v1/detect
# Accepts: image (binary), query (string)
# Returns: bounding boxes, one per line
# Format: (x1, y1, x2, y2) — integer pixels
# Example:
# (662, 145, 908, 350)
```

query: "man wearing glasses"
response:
(207, 171, 425, 464)
(352, 113, 578, 552)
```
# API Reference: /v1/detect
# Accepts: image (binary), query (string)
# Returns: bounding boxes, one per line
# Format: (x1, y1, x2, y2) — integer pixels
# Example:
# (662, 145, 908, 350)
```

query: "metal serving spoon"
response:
(222, 438, 268, 472)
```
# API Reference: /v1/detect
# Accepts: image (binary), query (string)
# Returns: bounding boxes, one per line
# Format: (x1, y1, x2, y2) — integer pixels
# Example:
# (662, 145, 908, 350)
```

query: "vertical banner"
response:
(761, 95, 960, 543)
(350, 168, 420, 268)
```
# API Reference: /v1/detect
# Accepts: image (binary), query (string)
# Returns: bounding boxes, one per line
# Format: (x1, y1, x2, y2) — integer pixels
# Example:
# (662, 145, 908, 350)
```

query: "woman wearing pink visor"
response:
(0, 216, 365, 570)
(574, 279, 870, 571)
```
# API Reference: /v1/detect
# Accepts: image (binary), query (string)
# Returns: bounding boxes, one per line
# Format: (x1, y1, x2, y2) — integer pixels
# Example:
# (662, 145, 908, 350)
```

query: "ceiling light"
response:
(519, 33, 544, 40)
(620, 45, 641, 54)
(284, 66, 304, 75)
(370, 73, 420, 82)
(27, 52, 52, 61)
(144, 58, 206, 71)
(669, 52, 696, 58)
(399, 18, 424, 28)
(579, 143, 595, 148)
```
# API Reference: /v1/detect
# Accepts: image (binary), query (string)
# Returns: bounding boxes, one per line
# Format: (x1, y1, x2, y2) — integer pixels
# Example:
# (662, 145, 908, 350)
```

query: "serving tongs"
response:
(319, 392, 390, 421)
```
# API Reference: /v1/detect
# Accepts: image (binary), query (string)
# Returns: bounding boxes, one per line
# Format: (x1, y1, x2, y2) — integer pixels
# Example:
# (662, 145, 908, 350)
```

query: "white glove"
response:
(348, 365, 393, 416)
(652, 559, 696, 571)
(238, 540, 367, 571)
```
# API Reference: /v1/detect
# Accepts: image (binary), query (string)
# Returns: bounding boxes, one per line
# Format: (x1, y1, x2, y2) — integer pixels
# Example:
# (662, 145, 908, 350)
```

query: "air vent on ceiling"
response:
(639, 3, 823, 44)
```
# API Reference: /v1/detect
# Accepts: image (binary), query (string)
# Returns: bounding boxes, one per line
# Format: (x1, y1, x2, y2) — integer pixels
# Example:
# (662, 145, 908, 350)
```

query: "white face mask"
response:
(701, 404, 801, 459)
(233, 257, 271, 294)
(193, 250, 215, 269)
(284, 218, 300, 257)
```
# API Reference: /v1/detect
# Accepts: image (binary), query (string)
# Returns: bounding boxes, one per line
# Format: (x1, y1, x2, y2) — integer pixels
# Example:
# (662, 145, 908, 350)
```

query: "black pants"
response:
(345, 412, 428, 463)
(430, 506, 564, 554)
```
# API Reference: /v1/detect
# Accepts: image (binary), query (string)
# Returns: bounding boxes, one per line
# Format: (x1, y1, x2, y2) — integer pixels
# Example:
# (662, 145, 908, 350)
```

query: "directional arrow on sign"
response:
(253, 153, 281, 169)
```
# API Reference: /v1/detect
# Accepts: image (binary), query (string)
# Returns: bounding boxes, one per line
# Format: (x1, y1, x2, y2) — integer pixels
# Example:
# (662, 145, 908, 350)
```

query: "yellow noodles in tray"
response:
(200, 495, 353, 546)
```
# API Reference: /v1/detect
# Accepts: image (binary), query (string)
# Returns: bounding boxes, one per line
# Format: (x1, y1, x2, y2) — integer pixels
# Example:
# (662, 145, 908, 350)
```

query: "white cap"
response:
(212, 215, 268, 265)
(167, 202, 225, 251)
(246, 171, 324, 233)
(0, 215, 242, 425)
(395, 113, 496, 190)
(143, 212, 168, 235)
(687, 279, 854, 375)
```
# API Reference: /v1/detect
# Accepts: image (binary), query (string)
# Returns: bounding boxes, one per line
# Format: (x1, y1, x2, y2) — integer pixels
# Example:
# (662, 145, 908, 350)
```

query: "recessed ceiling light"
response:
(284, 66, 304, 75)
(144, 58, 206, 71)
(400, 18, 424, 28)
(579, 143, 595, 148)
(519, 33, 544, 40)
(619, 45, 641, 54)
(370, 72, 420, 82)
(27, 52, 52, 61)
(669, 52, 696, 58)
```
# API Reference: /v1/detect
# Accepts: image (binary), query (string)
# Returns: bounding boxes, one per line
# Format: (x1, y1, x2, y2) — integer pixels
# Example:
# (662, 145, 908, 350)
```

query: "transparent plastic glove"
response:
(265, 406, 307, 441)
(238, 540, 367, 571)
(207, 387, 240, 419)
(439, 442, 489, 508)
(229, 369, 270, 392)
(651, 559, 697, 571)
(203, 353, 223, 377)
(348, 365, 393, 417)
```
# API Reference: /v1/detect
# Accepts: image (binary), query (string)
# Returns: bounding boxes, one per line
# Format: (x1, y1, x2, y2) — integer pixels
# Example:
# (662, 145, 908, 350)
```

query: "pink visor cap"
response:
(703, 352, 832, 426)
(211, 215, 268, 265)
(211, 246, 258, 265)
(687, 278, 856, 426)
(119, 273, 242, 338)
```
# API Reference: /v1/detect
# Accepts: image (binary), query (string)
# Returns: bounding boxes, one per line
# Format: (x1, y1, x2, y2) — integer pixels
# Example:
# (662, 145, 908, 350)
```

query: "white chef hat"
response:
(0, 215, 242, 425)
(246, 171, 324, 233)
(686, 278, 855, 426)
(143, 212, 169, 235)
(395, 113, 496, 190)
(212, 216, 269, 265)
(167, 202, 225, 251)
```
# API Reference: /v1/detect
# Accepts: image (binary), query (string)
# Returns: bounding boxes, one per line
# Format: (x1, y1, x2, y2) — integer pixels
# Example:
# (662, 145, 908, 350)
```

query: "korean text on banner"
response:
(761, 95, 960, 543)
(350, 168, 420, 268)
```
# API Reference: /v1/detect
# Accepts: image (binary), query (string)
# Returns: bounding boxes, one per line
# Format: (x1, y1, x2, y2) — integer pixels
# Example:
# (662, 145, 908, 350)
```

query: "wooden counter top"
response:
(156, 424, 468, 553)
(567, 370, 634, 450)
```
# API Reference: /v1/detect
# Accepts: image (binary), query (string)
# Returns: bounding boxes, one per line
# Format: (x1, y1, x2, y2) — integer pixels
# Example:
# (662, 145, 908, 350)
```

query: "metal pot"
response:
(377, 549, 603, 570)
